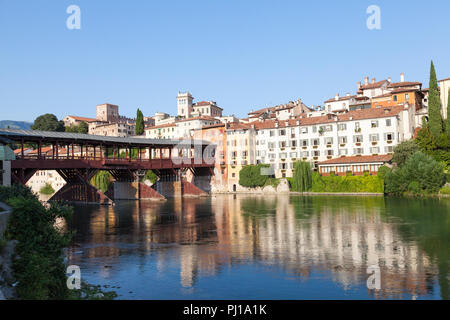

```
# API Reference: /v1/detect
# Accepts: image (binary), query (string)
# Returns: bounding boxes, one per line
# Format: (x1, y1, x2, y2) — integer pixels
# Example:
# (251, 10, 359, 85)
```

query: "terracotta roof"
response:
(439, 77, 450, 82)
(146, 123, 176, 130)
(193, 123, 225, 130)
(387, 81, 421, 88)
(324, 95, 356, 103)
(318, 154, 392, 165)
(359, 80, 388, 90)
(66, 116, 98, 122)
(390, 88, 421, 94)
(194, 101, 223, 109)
(228, 105, 407, 131)
(176, 116, 219, 123)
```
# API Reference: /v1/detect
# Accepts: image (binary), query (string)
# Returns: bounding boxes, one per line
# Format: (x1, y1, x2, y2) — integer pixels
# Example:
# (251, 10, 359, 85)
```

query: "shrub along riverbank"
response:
(0, 184, 116, 300)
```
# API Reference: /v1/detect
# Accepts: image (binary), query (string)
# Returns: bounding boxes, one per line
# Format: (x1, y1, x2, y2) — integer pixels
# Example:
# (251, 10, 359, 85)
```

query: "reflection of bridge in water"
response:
(67, 195, 447, 299)
(0, 129, 215, 202)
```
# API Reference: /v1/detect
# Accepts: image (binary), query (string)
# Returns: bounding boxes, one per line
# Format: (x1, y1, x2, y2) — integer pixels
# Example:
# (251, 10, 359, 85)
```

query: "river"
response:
(66, 195, 449, 300)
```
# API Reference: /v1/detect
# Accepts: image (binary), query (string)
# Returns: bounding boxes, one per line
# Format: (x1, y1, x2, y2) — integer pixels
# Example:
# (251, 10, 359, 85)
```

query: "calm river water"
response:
(66, 195, 449, 300)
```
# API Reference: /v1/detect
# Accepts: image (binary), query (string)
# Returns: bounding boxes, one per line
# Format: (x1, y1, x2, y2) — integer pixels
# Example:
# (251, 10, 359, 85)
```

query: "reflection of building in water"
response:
(69, 196, 438, 298)
(211, 195, 436, 299)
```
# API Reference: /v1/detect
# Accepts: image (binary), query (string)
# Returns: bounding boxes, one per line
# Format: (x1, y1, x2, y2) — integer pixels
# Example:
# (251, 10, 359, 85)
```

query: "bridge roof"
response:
(0, 129, 211, 147)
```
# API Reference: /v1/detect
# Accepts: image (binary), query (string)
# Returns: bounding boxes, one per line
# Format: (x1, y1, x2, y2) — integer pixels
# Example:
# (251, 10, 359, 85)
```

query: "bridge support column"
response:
(49, 169, 113, 204)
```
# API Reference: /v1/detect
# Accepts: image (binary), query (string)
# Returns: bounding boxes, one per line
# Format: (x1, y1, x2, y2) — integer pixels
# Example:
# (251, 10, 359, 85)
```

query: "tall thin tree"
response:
(428, 61, 443, 138)
(135, 108, 144, 135)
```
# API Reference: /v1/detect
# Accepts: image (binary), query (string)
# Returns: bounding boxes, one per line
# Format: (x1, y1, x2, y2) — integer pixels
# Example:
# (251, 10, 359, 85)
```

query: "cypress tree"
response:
(428, 61, 443, 138)
(135, 108, 144, 135)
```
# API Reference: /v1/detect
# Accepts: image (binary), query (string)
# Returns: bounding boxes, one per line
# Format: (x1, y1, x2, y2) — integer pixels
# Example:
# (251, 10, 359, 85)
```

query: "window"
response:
(386, 119, 392, 127)
(385, 133, 394, 141)
(290, 152, 297, 158)
(353, 135, 363, 143)
(290, 140, 297, 147)
(311, 138, 320, 146)
(301, 127, 308, 134)
(313, 150, 320, 157)
(326, 150, 334, 156)
(339, 149, 348, 156)
(393, 95, 398, 102)
(279, 129, 286, 136)
(371, 120, 379, 128)
(300, 139, 309, 147)
(279, 141, 287, 148)
(353, 148, 364, 155)
(325, 137, 333, 145)
(385, 146, 394, 153)
(268, 142, 275, 149)
(270, 130, 276, 137)
(301, 151, 309, 157)
(405, 93, 409, 100)
(338, 124, 347, 131)
(279, 153, 287, 159)
(339, 136, 347, 144)
(370, 147, 380, 154)
(369, 134, 379, 142)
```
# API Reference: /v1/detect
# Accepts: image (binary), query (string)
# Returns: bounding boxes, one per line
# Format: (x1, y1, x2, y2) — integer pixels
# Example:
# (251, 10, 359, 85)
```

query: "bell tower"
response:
(177, 92, 193, 118)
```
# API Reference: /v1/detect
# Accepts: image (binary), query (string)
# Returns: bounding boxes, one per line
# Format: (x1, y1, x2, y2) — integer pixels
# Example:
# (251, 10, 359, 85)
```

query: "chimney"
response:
(388, 77, 392, 83)
(346, 93, 350, 97)
(400, 73, 405, 82)
(364, 76, 369, 85)
(335, 93, 339, 101)
(357, 81, 361, 90)
(296, 120, 300, 126)
(275, 121, 279, 128)
(371, 78, 376, 84)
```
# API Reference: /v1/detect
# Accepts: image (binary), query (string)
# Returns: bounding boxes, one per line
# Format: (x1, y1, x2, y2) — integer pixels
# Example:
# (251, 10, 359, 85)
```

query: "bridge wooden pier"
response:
(0, 129, 215, 203)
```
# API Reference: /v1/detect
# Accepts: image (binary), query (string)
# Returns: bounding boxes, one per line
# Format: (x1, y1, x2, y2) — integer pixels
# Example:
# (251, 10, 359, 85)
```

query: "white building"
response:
(439, 77, 450, 119)
(248, 104, 415, 178)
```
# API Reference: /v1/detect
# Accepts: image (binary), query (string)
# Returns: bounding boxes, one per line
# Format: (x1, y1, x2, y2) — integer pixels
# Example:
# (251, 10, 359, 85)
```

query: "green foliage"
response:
(415, 126, 450, 170)
(311, 172, 384, 193)
(65, 121, 88, 134)
(0, 184, 35, 201)
(135, 108, 144, 135)
(377, 165, 391, 180)
(392, 140, 420, 166)
(68, 282, 118, 300)
(2, 184, 73, 299)
(0, 236, 7, 254)
(31, 114, 65, 132)
(439, 186, 450, 195)
(428, 61, 444, 138)
(144, 170, 158, 184)
(239, 164, 270, 188)
(39, 183, 55, 195)
(385, 151, 446, 195)
(291, 161, 312, 192)
(91, 171, 112, 193)
(263, 177, 280, 188)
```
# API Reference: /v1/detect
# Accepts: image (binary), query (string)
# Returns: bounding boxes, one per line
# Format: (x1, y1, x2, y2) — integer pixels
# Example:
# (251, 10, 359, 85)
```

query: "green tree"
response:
(392, 139, 420, 167)
(144, 170, 158, 184)
(65, 121, 89, 134)
(385, 151, 446, 195)
(291, 161, 312, 192)
(0, 184, 73, 300)
(31, 114, 65, 132)
(39, 183, 55, 195)
(135, 108, 144, 135)
(428, 61, 444, 138)
(239, 164, 270, 188)
(91, 171, 112, 193)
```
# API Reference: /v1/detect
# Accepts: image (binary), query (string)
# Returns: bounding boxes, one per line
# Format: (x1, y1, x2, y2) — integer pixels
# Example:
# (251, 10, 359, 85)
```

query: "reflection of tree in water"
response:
(384, 197, 449, 300)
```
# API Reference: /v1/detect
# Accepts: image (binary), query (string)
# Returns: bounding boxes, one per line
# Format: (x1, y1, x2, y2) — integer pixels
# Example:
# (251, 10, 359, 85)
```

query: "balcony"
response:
(371, 141, 378, 146)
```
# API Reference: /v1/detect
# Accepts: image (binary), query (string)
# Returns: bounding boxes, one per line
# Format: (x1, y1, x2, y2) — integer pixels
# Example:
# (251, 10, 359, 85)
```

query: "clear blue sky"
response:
(1, 0, 450, 122)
